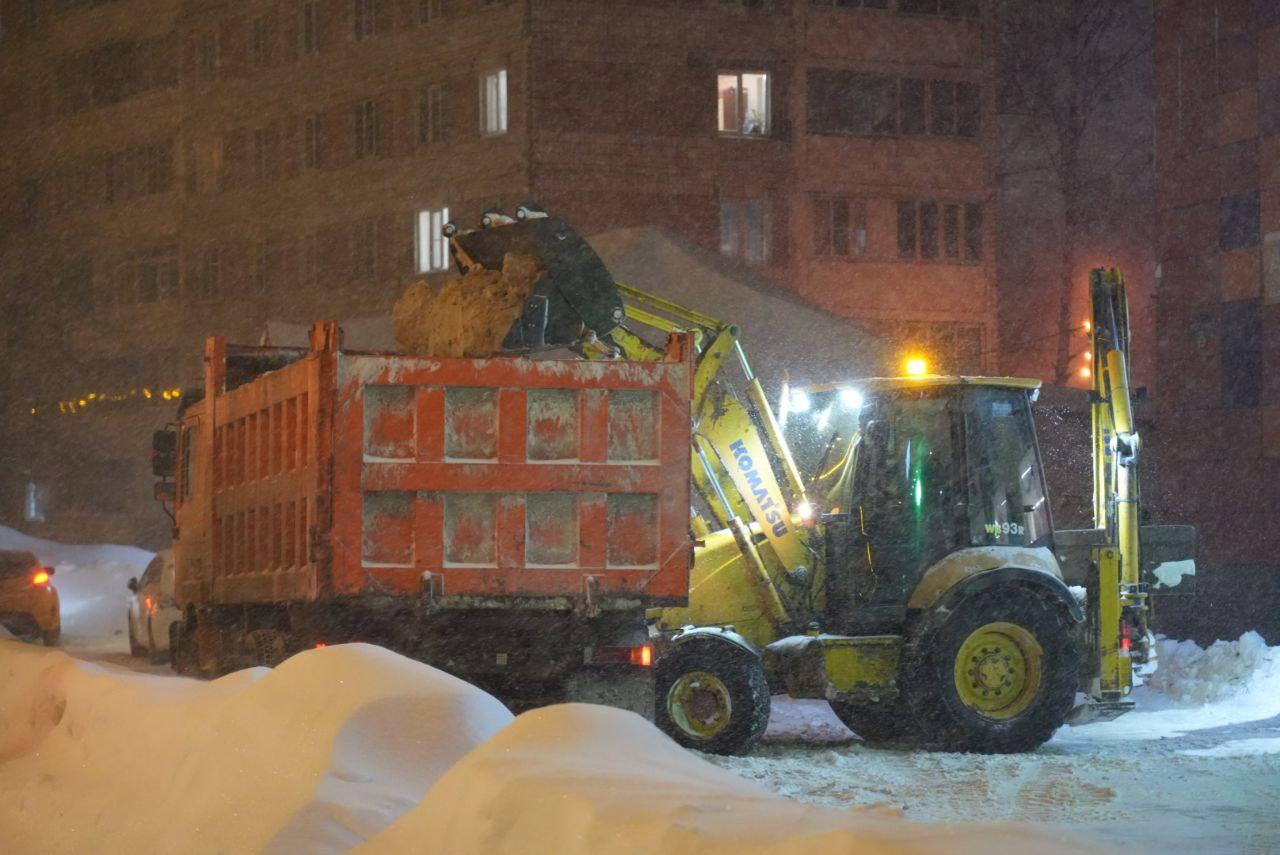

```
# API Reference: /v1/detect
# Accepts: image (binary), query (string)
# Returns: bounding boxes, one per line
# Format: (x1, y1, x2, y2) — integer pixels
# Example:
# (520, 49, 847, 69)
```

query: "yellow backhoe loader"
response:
(447, 207, 1194, 754)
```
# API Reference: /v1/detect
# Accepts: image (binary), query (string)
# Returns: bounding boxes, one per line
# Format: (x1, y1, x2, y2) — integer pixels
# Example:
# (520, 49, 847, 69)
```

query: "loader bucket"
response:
(448, 214, 626, 352)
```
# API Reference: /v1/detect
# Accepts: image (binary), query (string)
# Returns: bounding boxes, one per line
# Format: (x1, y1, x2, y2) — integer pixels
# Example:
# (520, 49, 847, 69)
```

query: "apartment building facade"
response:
(1151, 0, 1280, 641)
(0, 0, 996, 544)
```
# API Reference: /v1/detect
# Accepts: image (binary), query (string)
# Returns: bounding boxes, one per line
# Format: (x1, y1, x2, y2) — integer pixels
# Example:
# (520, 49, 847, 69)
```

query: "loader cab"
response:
(788, 377, 1051, 635)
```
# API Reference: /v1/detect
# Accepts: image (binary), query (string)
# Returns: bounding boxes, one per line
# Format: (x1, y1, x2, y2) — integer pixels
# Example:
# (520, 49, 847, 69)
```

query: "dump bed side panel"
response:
(333, 351, 693, 606)
(201, 353, 331, 605)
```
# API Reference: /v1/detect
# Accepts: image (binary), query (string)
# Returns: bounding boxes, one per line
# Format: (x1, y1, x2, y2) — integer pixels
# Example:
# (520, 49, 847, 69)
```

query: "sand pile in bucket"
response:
(393, 254, 544, 357)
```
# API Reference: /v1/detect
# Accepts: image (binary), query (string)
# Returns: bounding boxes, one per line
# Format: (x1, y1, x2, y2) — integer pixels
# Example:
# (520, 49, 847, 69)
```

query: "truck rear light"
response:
(1120, 621, 1135, 653)
(31, 569, 51, 587)
(591, 644, 653, 667)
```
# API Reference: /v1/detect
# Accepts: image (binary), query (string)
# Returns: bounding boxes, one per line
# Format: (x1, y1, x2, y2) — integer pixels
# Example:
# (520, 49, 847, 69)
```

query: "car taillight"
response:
(31, 569, 51, 586)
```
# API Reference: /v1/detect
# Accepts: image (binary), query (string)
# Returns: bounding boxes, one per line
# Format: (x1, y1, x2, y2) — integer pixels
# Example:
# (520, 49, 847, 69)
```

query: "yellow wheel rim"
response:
(667, 671, 733, 740)
(953, 621, 1043, 720)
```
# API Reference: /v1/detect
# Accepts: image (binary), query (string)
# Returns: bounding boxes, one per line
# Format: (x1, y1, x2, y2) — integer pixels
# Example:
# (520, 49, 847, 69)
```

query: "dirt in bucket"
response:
(393, 253, 544, 357)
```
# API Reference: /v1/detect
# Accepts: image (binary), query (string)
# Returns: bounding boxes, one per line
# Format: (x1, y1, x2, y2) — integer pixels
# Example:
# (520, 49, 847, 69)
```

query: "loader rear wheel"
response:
(909, 587, 1079, 753)
(828, 699, 914, 746)
(654, 641, 769, 756)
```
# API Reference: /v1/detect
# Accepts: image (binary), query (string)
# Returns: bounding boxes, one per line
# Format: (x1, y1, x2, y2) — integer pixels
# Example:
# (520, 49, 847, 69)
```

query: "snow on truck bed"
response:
(0, 640, 1088, 854)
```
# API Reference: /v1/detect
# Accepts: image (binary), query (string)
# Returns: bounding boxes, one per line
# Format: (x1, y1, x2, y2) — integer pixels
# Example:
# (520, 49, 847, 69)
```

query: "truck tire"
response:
(654, 640, 770, 756)
(128, 612, 145, 657)
(907, 586, 1079, 753)
(828, 699, 914, 746)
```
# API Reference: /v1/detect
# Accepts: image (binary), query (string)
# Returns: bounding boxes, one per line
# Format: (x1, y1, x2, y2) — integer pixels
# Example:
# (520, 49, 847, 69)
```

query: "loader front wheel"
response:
(909, 586, 1079, 753)
(654, 641, 769, 755)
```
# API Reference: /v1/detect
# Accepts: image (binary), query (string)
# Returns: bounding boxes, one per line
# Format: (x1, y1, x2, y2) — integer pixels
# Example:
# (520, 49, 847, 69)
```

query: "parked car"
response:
(127, 549, 181, 663)
(0, 549, 60, 646)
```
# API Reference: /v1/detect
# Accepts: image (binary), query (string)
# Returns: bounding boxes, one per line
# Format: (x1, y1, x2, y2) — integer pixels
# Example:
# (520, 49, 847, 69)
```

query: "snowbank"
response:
(0, 641, 512, 853)
(363, 703, 1084, 855)
(1059, 632, 1280, 743)
(0, 640, 1091, 855)
(0, 524, 153, 650)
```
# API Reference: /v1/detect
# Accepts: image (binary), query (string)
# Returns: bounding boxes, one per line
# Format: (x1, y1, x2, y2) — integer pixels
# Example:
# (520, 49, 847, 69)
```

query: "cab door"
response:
(825, 391, 965, 634)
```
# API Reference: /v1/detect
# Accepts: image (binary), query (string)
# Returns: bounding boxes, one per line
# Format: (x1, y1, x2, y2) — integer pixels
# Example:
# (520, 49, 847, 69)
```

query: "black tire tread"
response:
(654, 641, 770, 756)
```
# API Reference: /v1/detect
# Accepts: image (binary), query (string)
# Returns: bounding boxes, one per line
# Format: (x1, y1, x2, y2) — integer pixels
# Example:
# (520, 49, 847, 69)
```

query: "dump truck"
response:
(156, 321, 696, 707)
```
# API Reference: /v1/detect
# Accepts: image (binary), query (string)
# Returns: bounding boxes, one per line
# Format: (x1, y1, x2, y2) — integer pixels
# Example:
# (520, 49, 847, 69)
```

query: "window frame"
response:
(415, 207, 452, 273)
(717, 69, 772, 137)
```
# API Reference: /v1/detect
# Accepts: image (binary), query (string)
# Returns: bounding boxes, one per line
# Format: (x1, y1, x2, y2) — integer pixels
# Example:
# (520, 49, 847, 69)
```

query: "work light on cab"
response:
(31, 568, 52, 587)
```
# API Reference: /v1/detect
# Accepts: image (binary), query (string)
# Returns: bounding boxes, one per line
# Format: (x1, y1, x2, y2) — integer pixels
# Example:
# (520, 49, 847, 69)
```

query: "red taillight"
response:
(314, 642, 327, 649)
(1121, 635, 1132, 653)
(31, 570, 51, 586)
(630, 644, 653, 668)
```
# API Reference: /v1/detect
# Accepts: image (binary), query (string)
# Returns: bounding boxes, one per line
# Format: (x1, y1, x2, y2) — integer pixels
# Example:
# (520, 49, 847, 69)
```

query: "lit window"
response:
(480, 69, 508, 136)
(718, 71, 770, 136)
(416, 207, 451, 273)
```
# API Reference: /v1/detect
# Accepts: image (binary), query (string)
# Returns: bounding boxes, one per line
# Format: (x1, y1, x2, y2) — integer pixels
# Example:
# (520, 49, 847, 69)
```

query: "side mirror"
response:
(127, 577, 138, 593)
(152, 429, 178, 478)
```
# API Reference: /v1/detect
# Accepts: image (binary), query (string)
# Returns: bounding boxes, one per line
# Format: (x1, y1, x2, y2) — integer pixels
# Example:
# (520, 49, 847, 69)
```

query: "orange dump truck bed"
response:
(169, 324, 693, 689)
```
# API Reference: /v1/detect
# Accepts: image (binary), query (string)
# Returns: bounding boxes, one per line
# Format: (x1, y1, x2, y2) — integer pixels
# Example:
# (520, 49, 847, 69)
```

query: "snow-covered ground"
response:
(2, 525, 1278, 853)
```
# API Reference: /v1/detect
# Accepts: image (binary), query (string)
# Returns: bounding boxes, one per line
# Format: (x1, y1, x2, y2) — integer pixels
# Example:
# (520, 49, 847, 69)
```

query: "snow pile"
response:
(1061, 631, 1280, 744)
(0, 524, 153, 649)
(0, 641, 512, 853)
(363, 703, 1084, 855)
(1142, 632, 1277, 705)
(763, 697, 855, 744)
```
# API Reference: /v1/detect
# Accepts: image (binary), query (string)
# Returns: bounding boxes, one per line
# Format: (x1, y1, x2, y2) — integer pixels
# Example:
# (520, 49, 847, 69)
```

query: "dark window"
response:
(353, 0, 376, 39)
(1220, 191, 1260, 251)
(304, 113, 321, 168)
(180, 426, 196, 502)
(354, 99, 380, 158)
(813, 197, 867, 257)
(193, 248, 222, 301)
(898, 201, 917, 259)
(1222, 299, 1261, 407)
(720, 198, 771, 265)
(943, 203, 960, 259)
(929, 80, 957, 135)
(253, 128, 268, 178)
(919, 201, 939, 259)
(956, 82, 980, 136)
(251, 17, 268, 67)
(964, 203, 983, 261)
(419, 0, 442, 23)
(353, 219, 378, 278)
(899, 78, 926, 134)
(301, 2, 319, 54)
(418, 84, 444, 145)
(900, 0, 978, 17)
(197, 31, 219, 81)
(255, 241, 269, 293)
(807, 69, 895, 135)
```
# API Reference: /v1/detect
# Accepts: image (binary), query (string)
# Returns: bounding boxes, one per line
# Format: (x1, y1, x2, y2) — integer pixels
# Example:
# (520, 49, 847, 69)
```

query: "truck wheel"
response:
(654, 641, 770, 756)
(128, 612, 145, 657)
(909, 587, 1079, 753)
(244, 629, 290, 667)
(828, 699, 914, 746)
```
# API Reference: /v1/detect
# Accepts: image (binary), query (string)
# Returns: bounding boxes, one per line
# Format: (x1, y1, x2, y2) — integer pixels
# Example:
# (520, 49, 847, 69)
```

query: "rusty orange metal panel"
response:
(331, 342, 694, 606)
